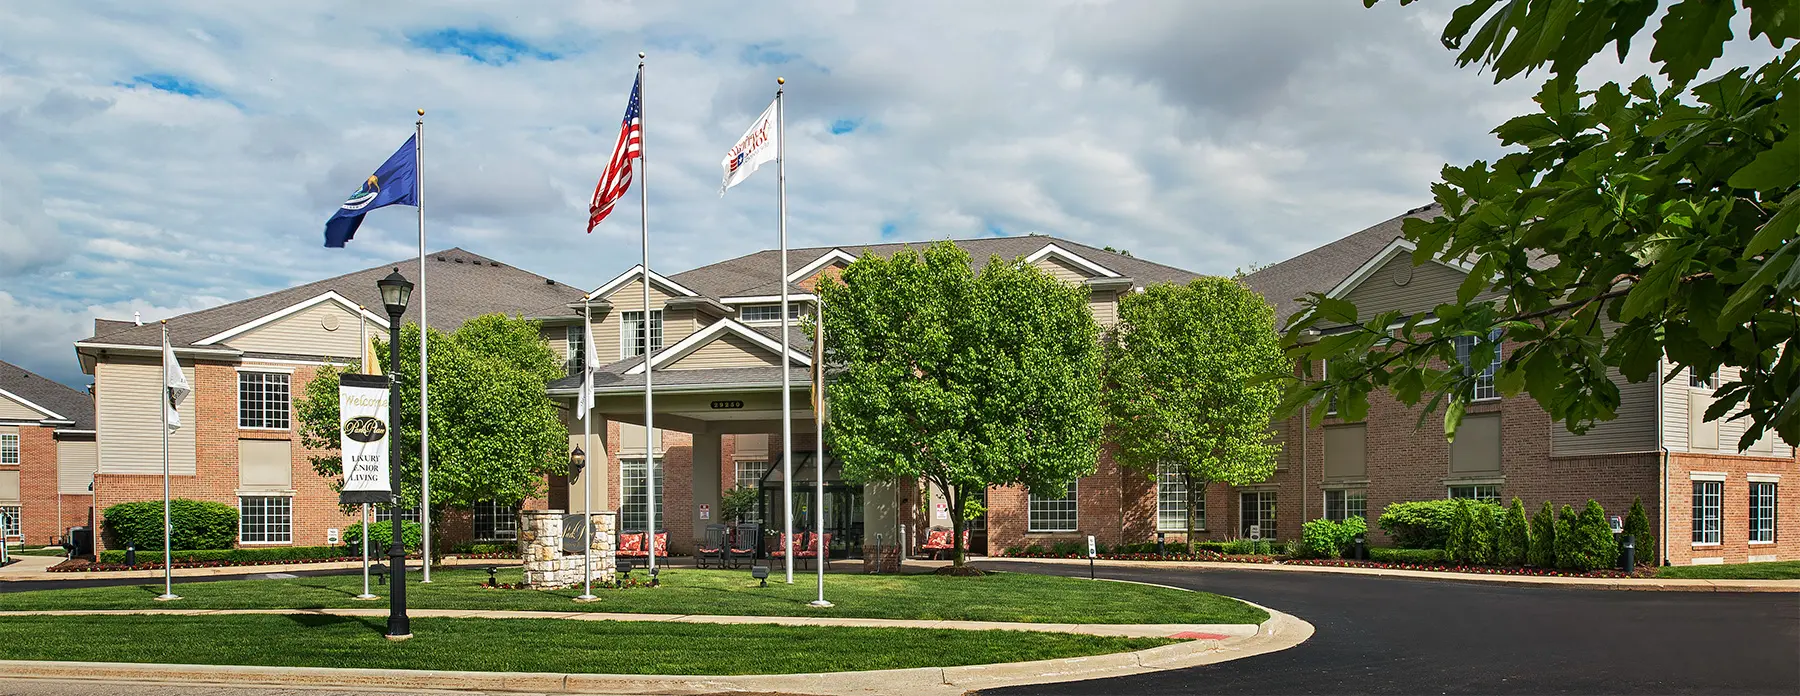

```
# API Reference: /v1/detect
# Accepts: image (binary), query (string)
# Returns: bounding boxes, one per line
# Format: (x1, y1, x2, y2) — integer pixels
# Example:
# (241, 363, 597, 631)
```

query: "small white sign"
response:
(699, 504, 711, 520)
(1086, 535, 1097, 558)
(1609, 515, 1623, 534)
(326, 528, 340, 544)
(1248, 524, 1262, 541)
(934, 502, 948, 519)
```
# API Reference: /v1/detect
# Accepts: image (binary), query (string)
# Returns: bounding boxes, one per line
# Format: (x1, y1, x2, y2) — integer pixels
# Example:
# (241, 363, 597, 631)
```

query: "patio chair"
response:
(728, 523, 760, 568)
(651, 531, 669, 559)
(697, 524, 727, 569)
(920, 528, 953, 559)
(795, 532, 833, 570)
(617, 531, 648, 559)
(768, 532, 801, 566)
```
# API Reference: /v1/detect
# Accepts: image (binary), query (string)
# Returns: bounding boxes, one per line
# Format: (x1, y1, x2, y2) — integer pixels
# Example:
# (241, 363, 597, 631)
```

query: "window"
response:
(740, 303, 804, 323)
(474, 500, 519, 541)
(1692, 480, 1722, 544)
(1028, 482, 1079, 533)
(1325, 489, 1367, 522)
(374, 506, 422, 524)
(968, 488, 988, 531)
(734, 460, 769, 491)
(1240, 491, 1277, 539)
(621, 457, 665, 532)
(1454, 330, 1502, 401)
(1448, 485, 1501, 504)
(1749, 482, 1776, 543)
(239, 496, 292, 543)
(0, 433, 16, 464)
(1690, 370, 1715, 390)
(238, 372, 291, 429)
(1157, 462, 1196, 532)
(0, 506, 19, 538)
(566, 325, 586, 375)
(621, 310, 663, 358)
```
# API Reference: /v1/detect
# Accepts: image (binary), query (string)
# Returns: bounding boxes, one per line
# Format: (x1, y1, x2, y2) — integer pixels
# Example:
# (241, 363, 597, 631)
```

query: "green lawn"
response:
(4, 546, 68, 557)
(0, 614, 1169, 675)
(1656, 560, 1800, 580)
(0, 568, 1266, 625)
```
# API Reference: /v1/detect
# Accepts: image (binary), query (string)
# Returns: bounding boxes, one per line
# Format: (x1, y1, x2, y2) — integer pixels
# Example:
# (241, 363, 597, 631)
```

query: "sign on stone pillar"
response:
(519, 509, 617, 590)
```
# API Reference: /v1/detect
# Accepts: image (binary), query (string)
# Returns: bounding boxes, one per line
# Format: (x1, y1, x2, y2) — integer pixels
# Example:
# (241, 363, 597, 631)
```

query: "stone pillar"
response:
(692, 432, 722, 546)
(519, 509, 617, 589)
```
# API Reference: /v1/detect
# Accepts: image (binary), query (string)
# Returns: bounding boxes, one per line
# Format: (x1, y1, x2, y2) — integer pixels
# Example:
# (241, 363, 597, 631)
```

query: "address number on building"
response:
(710, 400, 744, 410)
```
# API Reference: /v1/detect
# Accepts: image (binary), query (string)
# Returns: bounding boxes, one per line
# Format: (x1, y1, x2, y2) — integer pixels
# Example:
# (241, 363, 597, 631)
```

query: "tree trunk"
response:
(948, 483, 966, 567)
(1184, 471, 1198, 556)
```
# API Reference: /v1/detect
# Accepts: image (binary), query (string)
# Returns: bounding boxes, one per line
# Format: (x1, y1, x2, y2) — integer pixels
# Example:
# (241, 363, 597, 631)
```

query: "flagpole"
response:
(578, 298, 597, 602)
(357, 308, 375, 601)
(157, 321, 178, 602)
(416, 109, 433, 583)
(638, 53, 658, 579)
(811, 301, 831, 607)
(776, 76, 793, 585)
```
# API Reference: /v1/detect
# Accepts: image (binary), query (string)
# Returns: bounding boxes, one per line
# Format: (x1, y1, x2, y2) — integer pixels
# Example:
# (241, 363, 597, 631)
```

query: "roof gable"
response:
(588, 265, 701, 301)
(195, 292, 389, 347)
(0, 388, 60, 421)
(625, 319, 810, 374)
(0, 360, 93, 428)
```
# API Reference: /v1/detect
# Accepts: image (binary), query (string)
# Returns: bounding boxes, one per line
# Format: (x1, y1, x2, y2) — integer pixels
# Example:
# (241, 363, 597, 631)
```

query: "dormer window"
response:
(740, 303, 803, 323)
(622, 310, 663, 358)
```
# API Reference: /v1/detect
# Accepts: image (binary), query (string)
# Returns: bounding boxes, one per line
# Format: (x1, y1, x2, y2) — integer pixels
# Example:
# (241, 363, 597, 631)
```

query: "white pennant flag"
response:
(577, 313, 600, 421)
(161, 329, 190, 431)
(720, 98, 779, 194)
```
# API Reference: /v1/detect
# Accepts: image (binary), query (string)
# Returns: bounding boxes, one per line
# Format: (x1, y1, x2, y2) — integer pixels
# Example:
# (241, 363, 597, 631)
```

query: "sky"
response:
(0, 1, 1781, 388)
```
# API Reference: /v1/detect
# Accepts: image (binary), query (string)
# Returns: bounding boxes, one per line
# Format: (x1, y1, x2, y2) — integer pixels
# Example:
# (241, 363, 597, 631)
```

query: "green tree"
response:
(1447, 499, 1475, 563)
(296, 314, 569, 532)
(1101, 278, 1287, 555)
(1529, 500, 1558, 566)
(1498, 497, 1531, 566)
(1290, 2, 1800, 447)
(1554, 504, 1581, 570)
(816, 242, 1105, 569)
(1624, 496, 1657, 566)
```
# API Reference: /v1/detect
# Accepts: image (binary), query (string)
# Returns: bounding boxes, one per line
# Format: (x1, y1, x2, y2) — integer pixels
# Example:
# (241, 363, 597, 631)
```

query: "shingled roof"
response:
(79, 248, 588, 351)
(1240, 204, 1444, 327)
(0, 360, 95, 429)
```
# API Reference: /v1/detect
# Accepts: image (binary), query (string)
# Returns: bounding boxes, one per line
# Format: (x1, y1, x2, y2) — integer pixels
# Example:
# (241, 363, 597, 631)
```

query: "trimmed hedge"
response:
(1378, 499, 1501, 549)
(343, 521, 423, 552)
(98, 545, 352, 565)
(1528, 500, 1557, 567)
(1368, 547, 1448, 564)
(102, 499, 237, 551)
(1497, 498, 1530, 566)
(1301, 517, 1366, 559)
(1558, 500, 1618, 572)
(1624, 497, 1655, 566)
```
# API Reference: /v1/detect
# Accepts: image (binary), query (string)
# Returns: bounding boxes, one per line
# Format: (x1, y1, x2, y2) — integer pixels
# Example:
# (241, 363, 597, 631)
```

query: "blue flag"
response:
(324, 135, 418, 248)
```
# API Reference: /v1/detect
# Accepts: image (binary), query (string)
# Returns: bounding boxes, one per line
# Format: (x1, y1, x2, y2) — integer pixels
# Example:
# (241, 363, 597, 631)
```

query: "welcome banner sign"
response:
(338, 374, 394, 505)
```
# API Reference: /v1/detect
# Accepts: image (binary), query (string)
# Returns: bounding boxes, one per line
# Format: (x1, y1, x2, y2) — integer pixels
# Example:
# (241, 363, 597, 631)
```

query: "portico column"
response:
(692, 432, 722, 546)
(569, 413, 609, 516)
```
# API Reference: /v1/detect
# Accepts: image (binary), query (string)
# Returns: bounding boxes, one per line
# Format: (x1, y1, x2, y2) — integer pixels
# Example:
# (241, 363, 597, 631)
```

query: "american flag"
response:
(588, 74, 642, 231)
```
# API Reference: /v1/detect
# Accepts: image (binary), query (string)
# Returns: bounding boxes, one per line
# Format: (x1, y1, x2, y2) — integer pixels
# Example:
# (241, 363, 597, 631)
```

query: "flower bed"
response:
(49, 554, 421, 573)
(995, 550, 1281, 564)
(1283, 558, 1649, 578)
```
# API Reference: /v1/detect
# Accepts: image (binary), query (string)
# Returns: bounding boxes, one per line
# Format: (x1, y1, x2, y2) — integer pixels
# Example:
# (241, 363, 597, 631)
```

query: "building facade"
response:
(0, 360, 97, 547)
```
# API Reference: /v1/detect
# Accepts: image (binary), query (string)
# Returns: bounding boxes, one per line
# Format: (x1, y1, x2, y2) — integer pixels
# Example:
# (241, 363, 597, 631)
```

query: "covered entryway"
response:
(757, 451, 864, 558)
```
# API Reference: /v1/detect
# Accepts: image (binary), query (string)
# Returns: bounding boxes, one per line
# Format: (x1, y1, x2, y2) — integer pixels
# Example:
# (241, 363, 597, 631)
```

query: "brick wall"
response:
(12, 425, 60, 545)
(1665, 451, 1800, 565)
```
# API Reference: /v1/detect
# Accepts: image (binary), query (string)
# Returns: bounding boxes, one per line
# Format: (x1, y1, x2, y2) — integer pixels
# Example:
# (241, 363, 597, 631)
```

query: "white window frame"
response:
(1240, 491, 1277, 539)
(238, 495, 292, 544)
(1690, 370, 1715, 390)
(620, 456, 664, 532)
(0, 506, 19, 538)
(374, 506, 422, 524)
(565, 325, 585, 375)
(734, 460, 770, 491)
(1028, 482, 1079, 533)
(1454, 330, 1502, 402)
(740, 303, 804, 324)
(237, 371, 292, 430)
(1692, 480, 1722, 545)
(0, 433, 17, 464)
(620, 310, 664, 359)
(1447, 484, 1501, 504)
(1748, 481, 1775, 544)
(474, 500, 519, 541)
(1324, 489, 1367, 522)
(1156, 462, 1196, 532)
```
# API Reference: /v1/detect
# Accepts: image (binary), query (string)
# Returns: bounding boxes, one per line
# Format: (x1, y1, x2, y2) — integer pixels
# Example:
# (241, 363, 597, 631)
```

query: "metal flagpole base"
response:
(353, 594, 380, 601)
(154, 594, 182, 602)
(384, 633, 414, 642)
(573, 595, 600, 603)
(809, 600, 834, 608)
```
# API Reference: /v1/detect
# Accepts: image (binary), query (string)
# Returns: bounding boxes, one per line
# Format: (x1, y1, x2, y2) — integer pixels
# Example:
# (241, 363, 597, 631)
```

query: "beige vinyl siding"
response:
(592, 307, 619, 363)
(0, 469, 18, 504)
(605, 278, 675, 311)
(1338, 254, 1470, 323)
(1659, 364, 1792, 457)
(1088, 290, 1119, 328)
(225, 302, 375, 359)
(238, 439, 293, 491)
(733, 433, 769, 459)
(665, 334, 781, 370)
(95, 359, 197, 475)
(544, 325, 572, 364)
(0, 394, 45, 420)
(1034, 257, 1092, 284)
(661, 307, 698, 347)
(1323, 424, 1366, 479)
(604, 278, 678, 360)
(1552, 368, 1658, 455)
(56, 439, 98, 494)
(617, 422, 664, 456)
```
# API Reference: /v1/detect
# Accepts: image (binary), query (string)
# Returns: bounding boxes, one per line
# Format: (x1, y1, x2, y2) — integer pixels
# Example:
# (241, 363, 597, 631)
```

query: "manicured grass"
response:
(1656, 560, 1800, 580)
(0, 568, 1267, 624)
(4, 547, 68, 557)
(0, 614, 1168, 675)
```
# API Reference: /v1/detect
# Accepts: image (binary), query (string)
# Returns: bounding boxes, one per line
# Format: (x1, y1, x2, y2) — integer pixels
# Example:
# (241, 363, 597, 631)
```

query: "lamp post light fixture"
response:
(376, 269, 413, 641)
(569, 446, 587, 477)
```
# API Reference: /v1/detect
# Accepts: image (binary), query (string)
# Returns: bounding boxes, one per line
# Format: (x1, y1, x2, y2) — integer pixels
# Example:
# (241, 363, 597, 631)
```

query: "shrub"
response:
(98, 545, 351, 565)
(1528, 500, 1557, 567)
(1623, 497, 1655, 566)
(1467, 502, 1496, 565)
(343, 521, 423, 552)
(102, 499, 238, 551)
(1557, 500, 1619, 572)
(1446, 500, 1474, 563)
(1553, 504, 1579, 570)
(1369, 547, 1448, 564)
(452, 542, 516, 555)
(1496, 498, 1530, 566)
(1301, 517, 1368, 559)
(1254, 539, 1273, 555)
(1379, 499, 1502, 549)
(1283, 539, 1306, 558)
(1223, 538, 1261, 555)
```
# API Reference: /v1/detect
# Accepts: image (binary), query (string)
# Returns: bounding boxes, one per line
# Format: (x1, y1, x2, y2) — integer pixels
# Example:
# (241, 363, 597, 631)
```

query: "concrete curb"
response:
(978, 557, 1800, 593)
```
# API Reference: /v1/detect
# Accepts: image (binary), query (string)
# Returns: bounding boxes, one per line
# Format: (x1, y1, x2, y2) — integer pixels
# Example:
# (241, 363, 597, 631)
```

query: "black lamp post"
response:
(570, 446, 586, 477)
(377, 269, 413, 640)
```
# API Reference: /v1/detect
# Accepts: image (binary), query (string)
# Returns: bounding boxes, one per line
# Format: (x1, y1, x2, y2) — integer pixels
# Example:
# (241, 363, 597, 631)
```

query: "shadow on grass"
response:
(283, 613, 380, 632)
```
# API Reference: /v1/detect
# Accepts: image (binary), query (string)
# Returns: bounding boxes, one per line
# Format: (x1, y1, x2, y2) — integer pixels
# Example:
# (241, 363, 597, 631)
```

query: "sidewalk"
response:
(979, 557, 1800, 592)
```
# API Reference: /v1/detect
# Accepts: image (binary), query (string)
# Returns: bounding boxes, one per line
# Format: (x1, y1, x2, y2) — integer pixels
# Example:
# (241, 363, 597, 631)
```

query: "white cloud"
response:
(0, 0, 1780, 386)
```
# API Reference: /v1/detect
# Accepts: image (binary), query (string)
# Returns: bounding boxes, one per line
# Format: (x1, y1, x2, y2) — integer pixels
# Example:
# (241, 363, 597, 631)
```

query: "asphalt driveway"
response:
(980, 561, 1800, 695)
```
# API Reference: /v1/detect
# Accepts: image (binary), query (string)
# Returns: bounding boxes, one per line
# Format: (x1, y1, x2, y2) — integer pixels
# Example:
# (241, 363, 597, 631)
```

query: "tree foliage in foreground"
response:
(1102, 278, 1286, 555)
(1289, 1, 1800, 447)
(817, 242, 1105, 567)
(297, 314, 569, 515)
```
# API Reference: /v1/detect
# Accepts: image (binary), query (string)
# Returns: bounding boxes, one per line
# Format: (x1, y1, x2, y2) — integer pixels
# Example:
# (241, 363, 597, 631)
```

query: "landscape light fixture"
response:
(377, 271, 412, 640)
(569, 446, 586, 477)
(751, 565, 770, 588)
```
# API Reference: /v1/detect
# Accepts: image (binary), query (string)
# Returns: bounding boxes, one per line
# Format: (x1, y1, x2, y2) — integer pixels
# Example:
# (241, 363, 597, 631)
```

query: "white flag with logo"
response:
(577, 312, 601, 421)
(719, 98, 779, 194)
(161, 329, 190, 431)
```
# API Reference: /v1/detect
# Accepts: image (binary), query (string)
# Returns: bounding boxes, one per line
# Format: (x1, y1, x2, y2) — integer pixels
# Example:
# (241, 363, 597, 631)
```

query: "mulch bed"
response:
(995, 552, 1650, 578)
